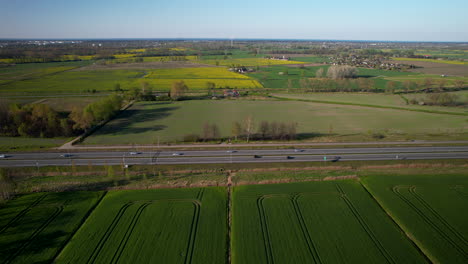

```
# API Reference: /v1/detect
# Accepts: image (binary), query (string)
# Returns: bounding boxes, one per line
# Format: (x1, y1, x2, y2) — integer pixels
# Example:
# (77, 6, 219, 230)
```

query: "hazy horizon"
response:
(1, 0, 467, 42)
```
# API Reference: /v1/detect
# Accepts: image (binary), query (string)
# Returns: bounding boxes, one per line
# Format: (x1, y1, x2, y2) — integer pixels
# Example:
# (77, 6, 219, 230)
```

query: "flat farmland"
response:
(232, 181, 427, 264)
(0, 61, 90, 86)
(143, 67, 262, 89)
(82, 100, 468, 144)
(201, 58, 306, 66)
(362, 173, 468, 263)
(388, 60, 468, 76)
(274, 93, 468, 114)
(0, 66, 262, 95)
(56, 187, 227, 264)
(0, 191, 104, 264)
(0, 136, 71, 152)
(0, 69, 145, 95)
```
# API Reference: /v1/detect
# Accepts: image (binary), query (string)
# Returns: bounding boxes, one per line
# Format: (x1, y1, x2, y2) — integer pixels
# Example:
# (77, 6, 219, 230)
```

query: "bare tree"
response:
(423, 78, 434, 90)
(231, 121, 242, 141)
(327, 65, 358, 79)
(315, 68, 324, 78)
(243, 115, 254, 142)
(385, 81, 396, 94)
(438, 79, 447, 91)
(287, 79, 294, 90)
(454, 79, 465, 89)
(287, 122, 298, 140)
(170, 81, 188, 100)
(258, 121, 269, 139)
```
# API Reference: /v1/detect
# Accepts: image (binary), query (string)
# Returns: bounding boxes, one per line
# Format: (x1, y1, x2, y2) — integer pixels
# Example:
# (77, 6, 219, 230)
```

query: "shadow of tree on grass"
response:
(93, 104, 178, 136)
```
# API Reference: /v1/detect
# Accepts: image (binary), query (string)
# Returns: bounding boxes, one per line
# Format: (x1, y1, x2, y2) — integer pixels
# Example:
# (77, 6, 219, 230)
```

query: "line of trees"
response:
(0, 94, 125, 138)
(298, 78, 377, 92)
(70, 94, 123, 132)
(326, 65, 358, 79)
(182, 118, 299, 142)
(0, 102, 73, 137)
(409, 93, 465, 107)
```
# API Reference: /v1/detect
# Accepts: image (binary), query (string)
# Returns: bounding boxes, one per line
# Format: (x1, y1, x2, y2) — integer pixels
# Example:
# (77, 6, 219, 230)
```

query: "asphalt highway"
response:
(0, 146, 467, 167)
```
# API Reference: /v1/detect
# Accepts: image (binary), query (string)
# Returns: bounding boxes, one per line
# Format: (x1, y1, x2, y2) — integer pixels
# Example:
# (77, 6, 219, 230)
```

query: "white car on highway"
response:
(172, 152, 183, 156)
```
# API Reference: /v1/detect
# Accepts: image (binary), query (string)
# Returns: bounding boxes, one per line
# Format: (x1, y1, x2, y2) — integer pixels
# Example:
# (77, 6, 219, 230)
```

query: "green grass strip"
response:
(271, 95, 468, 116)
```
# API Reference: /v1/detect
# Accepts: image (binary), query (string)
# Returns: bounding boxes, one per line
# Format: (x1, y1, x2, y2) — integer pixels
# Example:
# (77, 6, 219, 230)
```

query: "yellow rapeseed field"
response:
(142, 67, 262, 89)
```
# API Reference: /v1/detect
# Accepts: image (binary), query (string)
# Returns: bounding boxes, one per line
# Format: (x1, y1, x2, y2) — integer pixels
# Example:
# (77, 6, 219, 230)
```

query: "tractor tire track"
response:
(184, 200, 202, 264)
(0, 194, 48, 234)
(257, 196, 274, 264)
(409, 186, 467, 248)
(392, 186, 467, 258)
(3, 204, 64, 264)
(291, 194, 322, 264)
(336, 184, 395, 264)
(110, 202, 151, 264)
(86, 202, 134, 264)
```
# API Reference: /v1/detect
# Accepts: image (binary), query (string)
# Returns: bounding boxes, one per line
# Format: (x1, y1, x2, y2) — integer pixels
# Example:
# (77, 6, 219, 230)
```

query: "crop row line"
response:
(0, 194, 48, 234)
(335, 184, 396, 264)
(86, 202, 133, 264)
(408, 187, 468, 252)
(392, 186, 467, 258)
(3, 204, 65, 264)
(86, 197, 202, 264)
(291, 194, 322, 264)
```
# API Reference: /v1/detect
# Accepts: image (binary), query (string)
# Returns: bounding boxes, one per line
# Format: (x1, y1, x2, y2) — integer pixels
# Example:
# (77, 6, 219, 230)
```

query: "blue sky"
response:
(1, 0, 467, 41)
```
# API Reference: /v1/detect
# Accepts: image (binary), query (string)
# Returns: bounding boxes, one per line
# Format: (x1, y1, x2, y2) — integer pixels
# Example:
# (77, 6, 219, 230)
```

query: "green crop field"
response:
(0, 136, 71, 152)
(247, 65, 329, 89)
(0, 61, 90, 86)
(0, 66, 262, 95)
(392, 57, 468, 65)
(361, 173, 468, 263)
(0, 191, 104, 264)
(290, 56, 330, 63)
(56, 187, 227, 264)
(82, 99, 468, 145)
(33, 96, 107, 112)
(201, 58, 305, 67)
(0, 69, 144, 95)
(247, 65, 421, 90)
(274, 93, 468, 114)
(232, 180, 426, 264)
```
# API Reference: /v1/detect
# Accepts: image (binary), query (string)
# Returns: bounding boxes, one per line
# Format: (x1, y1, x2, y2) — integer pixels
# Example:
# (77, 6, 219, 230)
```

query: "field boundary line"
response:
(4, 203, 65, 264)
(291, 194, 322, 264)
(409, 186, 468, 247)
(0, 194, 48, 234)
(271, 95, 468, 116)
(358, 181, 433, 263)
(392, 186, 467, 258)
(336, 184, 396, 264)
(53, 191, 107, 262)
